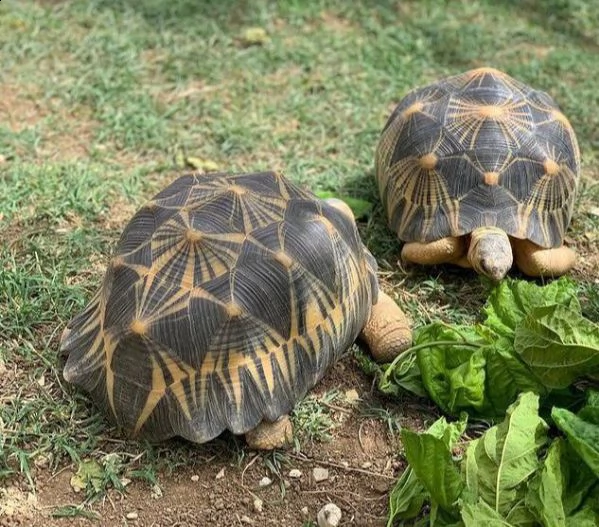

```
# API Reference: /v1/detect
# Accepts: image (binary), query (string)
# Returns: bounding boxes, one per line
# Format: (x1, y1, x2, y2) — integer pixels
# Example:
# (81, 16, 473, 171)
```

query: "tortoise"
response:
(60, 171, 412, 449)
(375, 67, 581, 281)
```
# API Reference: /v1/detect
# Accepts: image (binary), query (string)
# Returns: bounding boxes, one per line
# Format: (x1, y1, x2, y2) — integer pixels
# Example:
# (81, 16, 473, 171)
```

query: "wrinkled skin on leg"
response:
(511, 238, 576, 277)
(401, 236, 468, 267)
(360, 291, 412, 363)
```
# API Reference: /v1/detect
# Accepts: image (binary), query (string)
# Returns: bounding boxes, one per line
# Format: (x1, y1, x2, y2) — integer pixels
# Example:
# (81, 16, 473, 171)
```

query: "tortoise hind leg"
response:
(512, 239, 576, 277)
(245, 415, 293, 450)
(360, 291, 412, 363)
(401, 237, 470, 268)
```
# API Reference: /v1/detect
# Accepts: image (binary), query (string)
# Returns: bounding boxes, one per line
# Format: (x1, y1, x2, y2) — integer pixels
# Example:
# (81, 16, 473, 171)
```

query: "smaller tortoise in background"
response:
(61, 171, 411, 449)
(375, 67, 581, 281)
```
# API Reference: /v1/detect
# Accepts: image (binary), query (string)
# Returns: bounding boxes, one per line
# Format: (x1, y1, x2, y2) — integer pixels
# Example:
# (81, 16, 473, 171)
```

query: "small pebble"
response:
(240, 515, 254, 524)
(253, 498, 263, 513)
(344, 388, 360, 404)
(258, 476, 272, 487)
(312, 467, 329, 482)
(341, 461, 349, 468)
(215, 467, 225, 480)
(317, 503, 342, 527)
(289, 469, 302, 478)
(191, 474, 200, 482)
(361, 461, 372, 469)
(150, 484, 163, 499)
(301, 506, 309, 516)
(126, 511, 138, 520)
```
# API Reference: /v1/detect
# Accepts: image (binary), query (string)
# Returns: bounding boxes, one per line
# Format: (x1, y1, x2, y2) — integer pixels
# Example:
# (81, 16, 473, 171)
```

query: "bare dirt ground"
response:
(0, 358, 429, 527)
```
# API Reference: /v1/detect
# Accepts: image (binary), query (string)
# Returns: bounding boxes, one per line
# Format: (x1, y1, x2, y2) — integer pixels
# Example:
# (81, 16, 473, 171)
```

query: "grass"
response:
(0, 0, 598, 517)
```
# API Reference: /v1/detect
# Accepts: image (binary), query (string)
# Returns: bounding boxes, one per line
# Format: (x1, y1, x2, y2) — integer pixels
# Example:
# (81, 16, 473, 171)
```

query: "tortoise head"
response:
(467, 227, 513, 282)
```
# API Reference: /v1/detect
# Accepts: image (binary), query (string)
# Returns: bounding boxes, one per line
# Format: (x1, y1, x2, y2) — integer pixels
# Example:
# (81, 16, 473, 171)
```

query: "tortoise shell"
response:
(61, 171, 378, 443)
(375, 67, 581, 247)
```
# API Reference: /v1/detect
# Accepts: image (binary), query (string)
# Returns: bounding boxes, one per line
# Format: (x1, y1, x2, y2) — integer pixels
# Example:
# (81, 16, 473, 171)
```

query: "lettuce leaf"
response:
(552, 390, 599, 477)
(526, 438, 599, 527)
(387, 416, 467, 525)
(514, 305, 599, 389)
(462, 392, 548, 518)
(483, 278, 581, 338)
(413, 323, 545, 418)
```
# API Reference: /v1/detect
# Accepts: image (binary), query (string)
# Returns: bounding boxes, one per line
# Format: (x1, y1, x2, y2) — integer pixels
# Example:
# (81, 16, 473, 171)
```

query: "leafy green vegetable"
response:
(381, 278, 599, 527)
(314, 190, 373, 219)
(552, 390, 599, 477)
(353, 346, 427, 399)
(402, 430, 464, 513)
(377, 277, 595, 419)
(388, 391, 599, 526)
(414, 323, 488, 415)
(526, 439, 567, 527)
(483, 278, 581, 339)
(565, 508, 599, 527)
(526, 438, 599, 527)
(462, 393, 547, 518)
(515, 305, 599, 388)
(460, 499, 520, 526)
(412, 323, 545, 418)
(387, 416, 467, 526)
(386, 462, 429, 523)
(380, 348, 428, 398)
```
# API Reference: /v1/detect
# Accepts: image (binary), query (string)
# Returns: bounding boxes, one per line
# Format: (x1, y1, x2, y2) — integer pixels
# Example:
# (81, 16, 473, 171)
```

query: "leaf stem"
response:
(386, 340, 482, 371)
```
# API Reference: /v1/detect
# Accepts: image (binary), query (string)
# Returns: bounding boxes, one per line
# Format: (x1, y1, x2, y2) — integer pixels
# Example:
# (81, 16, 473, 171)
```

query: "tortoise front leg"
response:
(512, 238, 576, 277)
(401, 236, 470, 267)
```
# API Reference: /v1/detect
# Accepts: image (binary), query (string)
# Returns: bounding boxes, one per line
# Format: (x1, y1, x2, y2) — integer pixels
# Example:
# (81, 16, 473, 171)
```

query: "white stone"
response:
(258, 476, 272, 487)
(312, 467, 329, 482)
(253, 498, 263, 513)
(317, 503, 342, 527)
(126, 511, 138, 520)
(289, 469, 302, 478)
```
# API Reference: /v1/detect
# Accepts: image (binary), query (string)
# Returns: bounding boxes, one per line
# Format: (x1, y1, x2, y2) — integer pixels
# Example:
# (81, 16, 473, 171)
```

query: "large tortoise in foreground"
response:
(61, 171, 412, 449)
(376, 67, 581, 281)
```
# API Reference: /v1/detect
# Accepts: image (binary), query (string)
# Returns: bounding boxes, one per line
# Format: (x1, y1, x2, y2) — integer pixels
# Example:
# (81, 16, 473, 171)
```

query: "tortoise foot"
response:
(245, 415, 293, 450)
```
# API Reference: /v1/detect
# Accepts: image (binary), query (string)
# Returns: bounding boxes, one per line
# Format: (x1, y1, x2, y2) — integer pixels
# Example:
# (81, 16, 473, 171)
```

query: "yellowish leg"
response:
(245, 415, 293, 450)
(401, 237, 469, 267)
(512, 239, 577, 277)
(360, 291, 412, 363)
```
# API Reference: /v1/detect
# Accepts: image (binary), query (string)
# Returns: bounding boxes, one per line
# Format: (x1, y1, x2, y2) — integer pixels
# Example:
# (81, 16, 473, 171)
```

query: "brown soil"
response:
(0, 358, 427, 527)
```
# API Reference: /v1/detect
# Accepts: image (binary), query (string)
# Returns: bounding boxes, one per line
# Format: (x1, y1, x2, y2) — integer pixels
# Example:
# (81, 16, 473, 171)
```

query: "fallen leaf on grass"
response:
(70, 459, 103, 494)
(241, 27, 270, 46)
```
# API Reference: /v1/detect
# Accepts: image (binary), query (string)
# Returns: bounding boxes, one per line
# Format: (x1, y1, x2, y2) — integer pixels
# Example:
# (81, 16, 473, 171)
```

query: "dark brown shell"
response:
(375, 67, 581, 247)
(61, 171, 377, 443)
